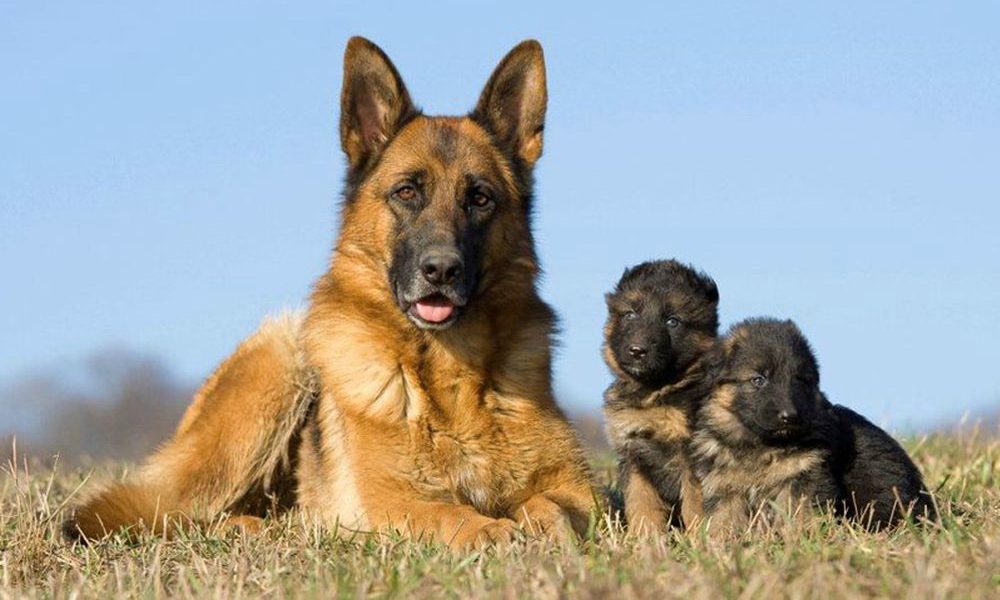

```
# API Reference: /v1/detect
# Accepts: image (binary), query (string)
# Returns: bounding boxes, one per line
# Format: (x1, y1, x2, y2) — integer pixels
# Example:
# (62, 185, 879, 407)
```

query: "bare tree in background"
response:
(570, 412, 610, 452)
(1, 349, 192, 464)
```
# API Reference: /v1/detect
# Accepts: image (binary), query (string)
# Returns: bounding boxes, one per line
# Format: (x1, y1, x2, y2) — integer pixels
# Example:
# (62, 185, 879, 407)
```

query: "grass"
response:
(1, 427, 998, 599)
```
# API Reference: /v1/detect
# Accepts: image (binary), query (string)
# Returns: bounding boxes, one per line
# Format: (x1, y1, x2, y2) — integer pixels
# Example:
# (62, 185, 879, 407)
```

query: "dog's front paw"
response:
(516, 496, 576, 545)
(449, 516, 518, 550)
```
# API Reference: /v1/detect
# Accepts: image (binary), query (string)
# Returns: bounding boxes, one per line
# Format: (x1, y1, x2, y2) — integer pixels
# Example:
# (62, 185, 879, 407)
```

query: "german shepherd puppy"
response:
(690, 318, 935, 534)
(688, 318, 842, 534)
(602, 260, 719, 533)
(64, 37, 597, 548)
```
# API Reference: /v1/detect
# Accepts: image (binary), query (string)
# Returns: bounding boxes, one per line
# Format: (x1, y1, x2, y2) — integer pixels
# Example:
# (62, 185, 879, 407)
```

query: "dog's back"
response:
(826, 404, 937, 528)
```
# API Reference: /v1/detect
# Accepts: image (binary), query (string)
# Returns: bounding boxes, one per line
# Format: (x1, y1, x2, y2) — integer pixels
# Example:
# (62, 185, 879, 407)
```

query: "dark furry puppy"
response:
(690, 318, 936, 534)
(602, 260, 719, 532)
(688, 318, 842, 534)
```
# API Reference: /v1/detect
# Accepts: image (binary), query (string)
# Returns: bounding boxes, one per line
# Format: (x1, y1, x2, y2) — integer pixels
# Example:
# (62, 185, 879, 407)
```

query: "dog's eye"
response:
(393, 185, 417, 202)
(750, 375, 768, 388)
(468, 189, 493, 210)
(666, 316, 680, 328)
(624, 311, 638, 321)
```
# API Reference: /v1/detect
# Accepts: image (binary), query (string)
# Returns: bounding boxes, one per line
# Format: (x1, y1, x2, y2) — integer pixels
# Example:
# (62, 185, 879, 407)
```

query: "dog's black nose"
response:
(628, 345, 647, 359)
(420, 251, 463, 286)
(778, 409, 801, 426)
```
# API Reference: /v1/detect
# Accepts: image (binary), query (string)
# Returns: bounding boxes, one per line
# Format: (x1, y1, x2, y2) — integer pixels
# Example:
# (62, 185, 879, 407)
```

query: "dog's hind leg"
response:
(63, 312, 317, 541)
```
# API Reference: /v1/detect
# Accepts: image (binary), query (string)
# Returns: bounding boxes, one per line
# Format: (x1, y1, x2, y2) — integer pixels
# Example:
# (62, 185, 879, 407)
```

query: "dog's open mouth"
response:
(408, 293, 460, 328)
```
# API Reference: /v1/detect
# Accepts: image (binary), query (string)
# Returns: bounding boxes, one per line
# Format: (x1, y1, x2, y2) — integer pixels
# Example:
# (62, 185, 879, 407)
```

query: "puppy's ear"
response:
(721, 329, 746, 357)
(704, 278, 720, 305)
(340, 37, 418, 173)
(471, 40, 547, 166)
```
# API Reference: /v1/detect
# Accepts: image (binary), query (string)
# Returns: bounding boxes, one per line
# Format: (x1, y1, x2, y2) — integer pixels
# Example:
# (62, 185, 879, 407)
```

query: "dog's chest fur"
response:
(605, 403, 689, 474)
(413, 345, 545, 511)
(604, 373, 713, 469)
(689, 429, 825, 511)
(314, 317, 547, 519)
(408, 407, 516, 514)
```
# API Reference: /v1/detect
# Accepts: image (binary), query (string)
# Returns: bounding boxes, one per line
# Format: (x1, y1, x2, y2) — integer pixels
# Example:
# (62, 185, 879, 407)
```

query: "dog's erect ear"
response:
(340, 37, 417, 172)
(472, 40, 547, 167)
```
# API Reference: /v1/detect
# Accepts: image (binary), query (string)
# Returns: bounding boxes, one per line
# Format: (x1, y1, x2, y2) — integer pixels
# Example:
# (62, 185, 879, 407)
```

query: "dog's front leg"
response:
(367, 494, 517, 549)
(621, 462, 670, 536)
(702, 494, 749, 538)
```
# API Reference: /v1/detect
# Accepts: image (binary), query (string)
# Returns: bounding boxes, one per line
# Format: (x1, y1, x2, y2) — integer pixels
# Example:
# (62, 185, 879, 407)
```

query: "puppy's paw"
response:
(221, 515, 264, 534)
(626, 514, 669, 539)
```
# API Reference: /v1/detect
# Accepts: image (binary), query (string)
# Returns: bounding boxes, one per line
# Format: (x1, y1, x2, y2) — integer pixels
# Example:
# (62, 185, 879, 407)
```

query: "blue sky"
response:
(2, 1, 998, 430)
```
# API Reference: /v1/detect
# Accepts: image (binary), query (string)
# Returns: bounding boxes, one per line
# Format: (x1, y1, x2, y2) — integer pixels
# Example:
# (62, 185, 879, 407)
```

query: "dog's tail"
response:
(63, 312, 317, 542)
(62, 482, 189, 541)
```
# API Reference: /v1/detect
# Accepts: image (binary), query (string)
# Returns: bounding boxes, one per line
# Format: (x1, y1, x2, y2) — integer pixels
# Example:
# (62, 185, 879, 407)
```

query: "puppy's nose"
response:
(778, 409, 801, 426)
(420, 251, 463, 286)
(628, 345, 647, 359)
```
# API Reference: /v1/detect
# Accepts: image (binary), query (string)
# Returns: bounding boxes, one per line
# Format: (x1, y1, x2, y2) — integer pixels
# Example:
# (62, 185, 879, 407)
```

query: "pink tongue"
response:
(414, 297, 455, 323)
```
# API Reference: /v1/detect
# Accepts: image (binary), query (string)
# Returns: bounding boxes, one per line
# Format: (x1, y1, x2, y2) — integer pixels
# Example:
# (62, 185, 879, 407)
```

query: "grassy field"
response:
(2, 427, 997, 599)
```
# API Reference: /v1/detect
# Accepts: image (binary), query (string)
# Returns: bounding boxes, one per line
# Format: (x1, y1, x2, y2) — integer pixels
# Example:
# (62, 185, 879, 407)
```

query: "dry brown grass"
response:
(2, 426, 997, 599)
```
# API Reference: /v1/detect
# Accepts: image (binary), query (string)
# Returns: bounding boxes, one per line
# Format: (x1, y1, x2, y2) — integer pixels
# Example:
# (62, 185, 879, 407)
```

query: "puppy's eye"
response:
(750, 375, 768, 388)
(393, 185, 417, 202)
(666, 316, 680, 328)
(624, 311, 638, 321)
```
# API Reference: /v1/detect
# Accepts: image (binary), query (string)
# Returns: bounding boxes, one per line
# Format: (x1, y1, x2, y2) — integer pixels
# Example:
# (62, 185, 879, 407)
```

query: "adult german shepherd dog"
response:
(64, 37, 597, 548)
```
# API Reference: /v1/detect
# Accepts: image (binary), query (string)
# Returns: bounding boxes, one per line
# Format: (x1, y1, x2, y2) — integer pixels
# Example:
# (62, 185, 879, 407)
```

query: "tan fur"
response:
(605, 405, 688, 448)
(622, 467, 667, 536)
(65, 39, 597, 548)
(679, 467, 704, 530)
